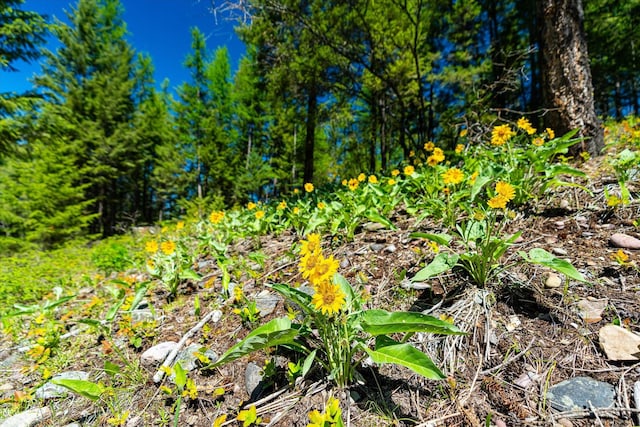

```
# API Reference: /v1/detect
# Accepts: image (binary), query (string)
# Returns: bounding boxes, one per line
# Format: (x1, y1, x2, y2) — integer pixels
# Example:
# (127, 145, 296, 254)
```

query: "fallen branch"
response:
(152, 309, 222, 383)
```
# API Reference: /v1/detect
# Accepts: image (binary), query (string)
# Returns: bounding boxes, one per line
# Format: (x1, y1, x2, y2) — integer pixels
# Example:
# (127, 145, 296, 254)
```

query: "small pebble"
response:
(545, 273, 563, 288)
(610, 233, 640, 250)
(551, 247, 567, 256)
(559, 199, 570, 209)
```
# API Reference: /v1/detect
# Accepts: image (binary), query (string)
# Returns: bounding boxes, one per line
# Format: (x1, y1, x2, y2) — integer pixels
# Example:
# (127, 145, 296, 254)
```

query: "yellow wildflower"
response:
(293, 207, 300, 215)
(212, 415, 227, 427)
(300, 233, 322, 256)
(247, 202, 257, 210)
(424, 141, 435, 151)
(145, 240, 158, 253)
(487, 195, 508, 209)
(546, 128, 555, 139)
(404, 165, 415, 176)
(357, 173, 366, 182)
(428, 241, 440, 253)
(442, 168, 464, 185)
(299, 250, 323, 279)
(209, 210, 225, 224)
(388, 178, 396, 185)
(307, 255, 339, 285)
(255, 210, 265, 220)
(277, 201, 287, 210)
(613, 249, 629, 264)
(409, 150, 415, 157)
(517, 117, 536, 135)
(160, 240, 176, 255)
(459, 128, 468, 137)
(317, 202, 326, 210)
(348, 178, 359, 191)
(341, 179, 347, 186)
(237, 405, 260, 427)
(304, 183, 314, 193)
(495, 181, 515, 201)
(391, 169, 400, 177)
(491, 124, 515, 146)
(311, 280, 346, 315)
(455, 144, 464, 154)
(368, 175, 378, 184)
(532, 137, 544, 146)
(176, 221, 184, 231)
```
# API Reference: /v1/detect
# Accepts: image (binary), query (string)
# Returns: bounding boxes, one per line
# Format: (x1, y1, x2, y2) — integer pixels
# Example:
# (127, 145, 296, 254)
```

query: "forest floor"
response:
(1, 152, 640, 427)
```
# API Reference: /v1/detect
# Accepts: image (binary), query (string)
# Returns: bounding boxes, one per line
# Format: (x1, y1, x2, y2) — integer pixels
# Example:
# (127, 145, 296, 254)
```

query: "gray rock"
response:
(140, 341, 178, 367)
(370, 243, 385, 252)
(125, 415, 144, 427)
(551, 247, 568, 256)
(173, 344, 218, 373)
(384, 244, 397, 253)
(0, 407, 51, 427)
(35, 371, 89, 399)
(545, 273, 563, 289)
(576, 298, 607, 324)
(254, 290, 282, 317)
(546, 376, 615, 411)
(610, 233, 640, 250)
(363, 222, 386, 232)
(0, 353, 20, 370)
(130, 309, 155, 324)
(599, 324, 640, 361)
(245, 362, 263, 398)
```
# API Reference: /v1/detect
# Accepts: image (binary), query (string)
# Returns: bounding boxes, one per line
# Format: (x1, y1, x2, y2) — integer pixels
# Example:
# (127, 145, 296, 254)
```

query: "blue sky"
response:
(0, 0, 246, 94)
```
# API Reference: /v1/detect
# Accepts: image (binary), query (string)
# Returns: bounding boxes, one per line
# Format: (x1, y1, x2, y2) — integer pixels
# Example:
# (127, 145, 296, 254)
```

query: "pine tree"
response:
(0, 0, 46, 154)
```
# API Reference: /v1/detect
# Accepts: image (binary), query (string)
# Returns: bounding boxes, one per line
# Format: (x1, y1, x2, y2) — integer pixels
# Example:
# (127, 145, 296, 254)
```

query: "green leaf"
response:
(333, 273, 361, 311)
(365, 335, 445, 380)
(409, 232, 453, 246)
(50, 378, 106, 401)
(210, 317, 298, 368)
(179, 269, 201, 281)
(270, 283, 313, 314)
(173, 362, 187, 389)
(411, 252, 459, 282)
(519, 248, 587, 282)
(127, 282, 149, 312)
(301, 349, 316, 378)
(470, 174, 492, 201)
(358, 309, 464, 336)
(365, 209, 397, 230)
(104, 360, 120, 377)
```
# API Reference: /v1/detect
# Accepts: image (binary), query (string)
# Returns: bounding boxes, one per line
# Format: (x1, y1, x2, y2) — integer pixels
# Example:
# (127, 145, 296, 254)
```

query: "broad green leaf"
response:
(519, 248, 587, 282)
(301, 349, 316, 378)
(210, 317, 298, 368)
(50, 378, 106, 401)
(411, 253, 459, 282)
(409, 232, 453, 246)
(179, 269, 201, 281)
(470, 174, 492, 201)
(270, 283, 313, 314)
(127, 282, 149, 312)
(365, 209, 397, 230)
(104, 360, 120, 377)
(173, 362, 187, 389)
(334, 273, 361, 311)
(365, 336, 445, 380)
(105, 297, 125, 322)
(546, 164, 586, 179)
(358, 310, 464, 336)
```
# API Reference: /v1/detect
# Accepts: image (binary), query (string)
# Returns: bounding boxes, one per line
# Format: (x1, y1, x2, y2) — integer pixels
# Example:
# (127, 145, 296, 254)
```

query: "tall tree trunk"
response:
(538, 0, 603, 156)
(303, 83, 317, 184)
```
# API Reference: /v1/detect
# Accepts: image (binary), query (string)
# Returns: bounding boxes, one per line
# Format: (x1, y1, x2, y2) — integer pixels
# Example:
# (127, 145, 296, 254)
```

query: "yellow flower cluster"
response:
(427, 147, 445, 166)
(517, 117, 536, 135)
(442, 167, 464, 185)
(403, 165, 415, 176)
(491, 124, 515, 146)
(299, 234, 345, 315)
(307, 396, 343, 427)
(487, 181, 515, 209)
(304, 183, 314, 193)
(209, 210, 225, 224)
(160, 240, 176, 255)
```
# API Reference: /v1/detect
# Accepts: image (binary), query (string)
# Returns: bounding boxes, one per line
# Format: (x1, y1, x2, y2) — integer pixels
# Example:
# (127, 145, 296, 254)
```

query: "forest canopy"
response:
(0, 0, 637, 251)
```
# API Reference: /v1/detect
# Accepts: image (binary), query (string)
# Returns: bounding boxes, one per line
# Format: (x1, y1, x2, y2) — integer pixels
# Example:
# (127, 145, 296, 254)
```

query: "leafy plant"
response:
(206, 234, 463, 388)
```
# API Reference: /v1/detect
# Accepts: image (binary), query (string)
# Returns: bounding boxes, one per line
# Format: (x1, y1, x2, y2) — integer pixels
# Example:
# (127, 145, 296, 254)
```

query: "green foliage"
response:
(91, 242, 132, 275)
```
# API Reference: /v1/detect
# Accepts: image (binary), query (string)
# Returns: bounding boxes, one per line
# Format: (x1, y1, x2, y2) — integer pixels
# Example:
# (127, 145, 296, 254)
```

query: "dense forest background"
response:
(0, 0, 638, 252)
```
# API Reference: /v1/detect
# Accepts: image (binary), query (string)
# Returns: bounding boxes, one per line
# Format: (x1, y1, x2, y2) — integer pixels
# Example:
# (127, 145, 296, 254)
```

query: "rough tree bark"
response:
(538, 0, 604, 156)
